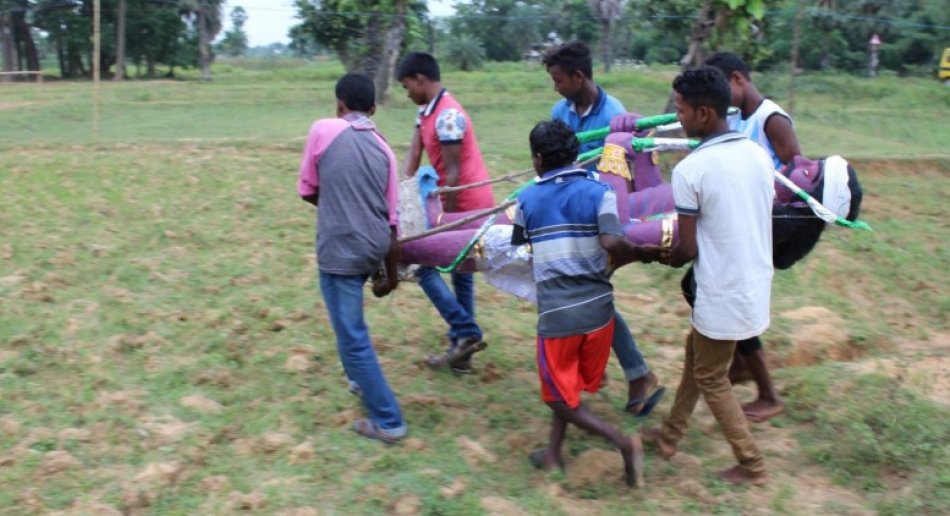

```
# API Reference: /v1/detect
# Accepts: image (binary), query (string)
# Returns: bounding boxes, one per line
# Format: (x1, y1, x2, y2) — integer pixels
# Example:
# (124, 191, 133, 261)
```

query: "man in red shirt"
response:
(398, 52, 493, 373)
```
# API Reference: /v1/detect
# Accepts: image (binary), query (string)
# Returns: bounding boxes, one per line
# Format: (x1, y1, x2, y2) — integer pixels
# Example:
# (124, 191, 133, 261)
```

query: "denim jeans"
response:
(319, 271, 405, 432)
(612, 310, 650, 381)
(414, 267, 482, 345)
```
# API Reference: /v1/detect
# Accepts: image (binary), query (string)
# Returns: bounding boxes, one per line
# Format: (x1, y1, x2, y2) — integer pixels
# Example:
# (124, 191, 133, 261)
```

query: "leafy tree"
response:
(217, 5, 248, 57)
(291, 0, 428, 102)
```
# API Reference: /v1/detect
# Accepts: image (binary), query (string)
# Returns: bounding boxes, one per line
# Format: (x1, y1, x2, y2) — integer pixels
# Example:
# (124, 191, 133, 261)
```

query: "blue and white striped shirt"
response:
(512, 166, 625, 337)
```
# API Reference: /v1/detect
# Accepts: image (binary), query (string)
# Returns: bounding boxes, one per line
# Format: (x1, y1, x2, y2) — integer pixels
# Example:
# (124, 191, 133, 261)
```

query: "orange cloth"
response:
(536, 318, 615, 409)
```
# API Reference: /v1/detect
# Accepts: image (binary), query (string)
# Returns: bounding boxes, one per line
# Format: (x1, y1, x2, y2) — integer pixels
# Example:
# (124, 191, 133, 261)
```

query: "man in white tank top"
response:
(704, 52, 801, 424)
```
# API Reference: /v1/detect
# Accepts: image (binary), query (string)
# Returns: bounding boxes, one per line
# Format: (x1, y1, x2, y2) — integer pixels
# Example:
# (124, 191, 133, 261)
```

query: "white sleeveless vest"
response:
(728, 99, 792, 170)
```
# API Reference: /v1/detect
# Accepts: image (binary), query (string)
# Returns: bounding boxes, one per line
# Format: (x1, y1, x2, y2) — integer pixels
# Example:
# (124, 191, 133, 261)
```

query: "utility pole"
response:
(93, 0, 101, 136)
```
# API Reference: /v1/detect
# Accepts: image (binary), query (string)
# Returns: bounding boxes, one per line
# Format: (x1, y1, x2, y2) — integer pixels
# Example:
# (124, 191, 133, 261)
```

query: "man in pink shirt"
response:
(398, 52, 492, 373)
(298, 73, 405, 443)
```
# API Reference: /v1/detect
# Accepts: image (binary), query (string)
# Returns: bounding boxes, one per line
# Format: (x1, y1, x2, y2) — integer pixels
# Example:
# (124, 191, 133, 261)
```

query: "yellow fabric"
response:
(596, 143, 632, 181)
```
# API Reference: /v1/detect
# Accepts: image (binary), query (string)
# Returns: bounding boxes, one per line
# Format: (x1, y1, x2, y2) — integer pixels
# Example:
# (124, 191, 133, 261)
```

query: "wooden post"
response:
(92, 0, 101, 137)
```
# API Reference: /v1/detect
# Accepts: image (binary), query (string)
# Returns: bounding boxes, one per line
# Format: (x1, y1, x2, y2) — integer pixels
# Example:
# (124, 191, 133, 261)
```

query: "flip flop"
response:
(625, 387, 666, 419)
(351, 419, 404, 445)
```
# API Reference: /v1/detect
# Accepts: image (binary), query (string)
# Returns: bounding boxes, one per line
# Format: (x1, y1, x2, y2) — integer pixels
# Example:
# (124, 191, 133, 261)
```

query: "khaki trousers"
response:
(660, 327, 765, 475)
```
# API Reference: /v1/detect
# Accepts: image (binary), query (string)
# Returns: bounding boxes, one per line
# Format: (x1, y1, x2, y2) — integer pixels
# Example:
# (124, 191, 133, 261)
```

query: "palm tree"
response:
(180, 0, 223, 80)
(588, 0, 625, 73)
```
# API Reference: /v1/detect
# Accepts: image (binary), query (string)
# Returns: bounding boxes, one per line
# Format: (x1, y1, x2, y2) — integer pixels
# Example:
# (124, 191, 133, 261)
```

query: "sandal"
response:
(425, 338, 487, 370)
(625, 387, 666, 419)
(351, 419, 405, 444)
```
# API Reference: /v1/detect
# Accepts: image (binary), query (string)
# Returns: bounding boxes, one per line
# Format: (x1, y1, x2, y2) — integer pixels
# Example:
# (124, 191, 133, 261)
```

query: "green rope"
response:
(435, 178, 538, 273)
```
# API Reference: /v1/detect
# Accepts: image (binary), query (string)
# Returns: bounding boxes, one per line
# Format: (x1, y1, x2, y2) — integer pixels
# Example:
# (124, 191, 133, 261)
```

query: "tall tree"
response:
(589, 0, 624, 72)
(180, 0, 222, 80)
(114, 0, 126, 80)
(291, 0, 427, 102)
(218, 5, 248, 57)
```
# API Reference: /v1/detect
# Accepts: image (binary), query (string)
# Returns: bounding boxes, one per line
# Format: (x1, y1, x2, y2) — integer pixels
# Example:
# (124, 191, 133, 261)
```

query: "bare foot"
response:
(640, 427, 676, 459)
(528, 448, 564, 471)
(620, 435, 645, 488)
(742, 399, 785, 423)
(717, 465, 768, 485)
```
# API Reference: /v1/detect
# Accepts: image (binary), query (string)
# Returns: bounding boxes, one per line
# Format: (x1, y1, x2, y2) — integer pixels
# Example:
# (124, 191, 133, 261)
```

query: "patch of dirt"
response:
(440, 478, 466, 499)
(96, 390, 145, 413)
(457, 436, 497, 468)
(260, 431, 294, 452)
(227, 490, 267, 511)
(564, 449, 623, 490)
(479, 496, 528, 515)
(478, 361, 503, 383)
(846, 332, 950, 405)
(285, 352, 314, 373)
(48, 501, 123, 516)
(134, 462, 185, 487)
(199, 475, 231, 493)
(180, 395, 223, 413)
(391, 494, 422, 515)
(275, 508, 320, 516)
(37, 451, 81, 477)
(542, 483, 605, 515)
(138, 415, 193, 445)
(778, 306, 860, 367)
(289, 441, 315, 464)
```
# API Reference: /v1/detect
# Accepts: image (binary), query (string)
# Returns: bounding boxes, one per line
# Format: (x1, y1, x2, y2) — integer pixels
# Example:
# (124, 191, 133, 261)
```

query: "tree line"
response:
(3, 1, 947, 84)
(290, 0, 949, 83)
(0, 0, 247, 80)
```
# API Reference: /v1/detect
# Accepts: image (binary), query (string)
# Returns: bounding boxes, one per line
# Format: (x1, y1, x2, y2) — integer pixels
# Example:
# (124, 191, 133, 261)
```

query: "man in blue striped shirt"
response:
(511, 120, 661, 487)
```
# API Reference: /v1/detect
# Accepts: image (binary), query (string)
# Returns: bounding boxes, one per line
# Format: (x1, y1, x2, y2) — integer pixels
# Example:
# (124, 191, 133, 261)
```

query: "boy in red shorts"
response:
(511, 120, 660, 487)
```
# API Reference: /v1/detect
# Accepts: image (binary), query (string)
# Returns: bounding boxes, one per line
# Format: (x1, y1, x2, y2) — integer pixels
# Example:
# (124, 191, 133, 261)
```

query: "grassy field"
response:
(0, 61, 948, 515)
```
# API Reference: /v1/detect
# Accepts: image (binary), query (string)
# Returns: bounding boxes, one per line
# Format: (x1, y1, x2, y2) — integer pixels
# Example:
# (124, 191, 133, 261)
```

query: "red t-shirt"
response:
(417, 89, 495, 211)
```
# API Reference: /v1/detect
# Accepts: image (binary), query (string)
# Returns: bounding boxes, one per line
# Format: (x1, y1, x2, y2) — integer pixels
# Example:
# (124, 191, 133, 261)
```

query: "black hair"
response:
(542, 41, 593, 80)
(335, 73, 375, 112)
(705, 52, 751, 80)
(529, 120, 579, 170)
(396, 52, 441, 81)
(672, 66, 731, 118)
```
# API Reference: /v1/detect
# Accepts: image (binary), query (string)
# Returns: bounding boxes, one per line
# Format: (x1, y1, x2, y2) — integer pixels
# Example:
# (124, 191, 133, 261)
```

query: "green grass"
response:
(0, 60, 948, 514)
(782, 365, 950, 514)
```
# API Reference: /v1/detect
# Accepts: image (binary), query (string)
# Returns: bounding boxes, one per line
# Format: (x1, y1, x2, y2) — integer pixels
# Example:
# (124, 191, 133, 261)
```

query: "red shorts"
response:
(537, 318, 615, 409)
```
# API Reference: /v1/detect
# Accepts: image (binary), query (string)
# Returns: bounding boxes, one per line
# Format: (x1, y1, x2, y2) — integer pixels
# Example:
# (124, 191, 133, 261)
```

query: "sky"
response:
(225, 0, 457, 47)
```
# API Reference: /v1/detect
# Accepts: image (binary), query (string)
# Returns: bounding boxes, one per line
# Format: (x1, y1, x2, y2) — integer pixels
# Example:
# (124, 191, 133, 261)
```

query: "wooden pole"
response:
(399, 200, 515, 244)
(92, 0, 101, 136)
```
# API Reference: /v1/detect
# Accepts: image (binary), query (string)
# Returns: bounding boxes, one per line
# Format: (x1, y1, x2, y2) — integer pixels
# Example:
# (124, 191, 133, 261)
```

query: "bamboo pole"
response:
(398, 200, 515, 244)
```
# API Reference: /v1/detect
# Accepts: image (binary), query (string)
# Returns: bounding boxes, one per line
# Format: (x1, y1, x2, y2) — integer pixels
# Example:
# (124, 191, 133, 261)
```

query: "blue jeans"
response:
(612, 310, 650, 381)
(414, 267, 483, 345)
(319, 271, 404, 431)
